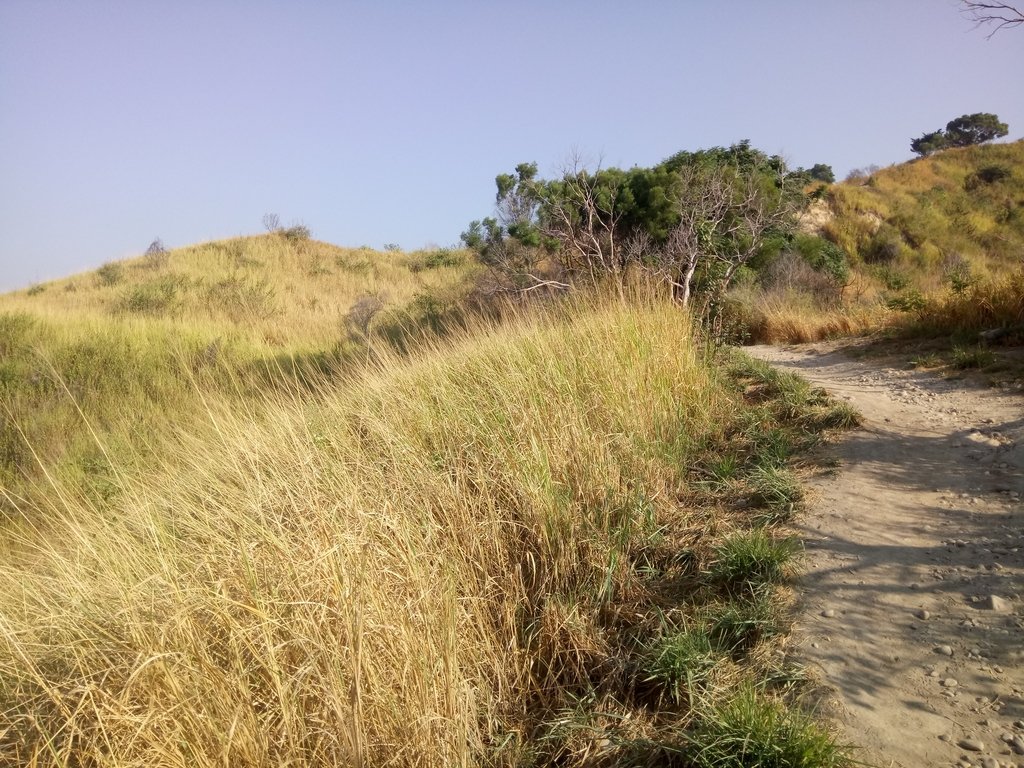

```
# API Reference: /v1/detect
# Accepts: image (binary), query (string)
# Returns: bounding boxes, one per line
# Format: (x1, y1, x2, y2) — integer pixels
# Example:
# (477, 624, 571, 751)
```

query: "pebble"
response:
(980, 757, 998, 768)
(982, 595, 1010, 611)
(959, 737, 985, 751)
(821, 609, 836, 618)
(916, 608, 931, 620)
(936, 645, 955, 656)
(942, 678, 959, 688)
(1014, 734, 1024, 754)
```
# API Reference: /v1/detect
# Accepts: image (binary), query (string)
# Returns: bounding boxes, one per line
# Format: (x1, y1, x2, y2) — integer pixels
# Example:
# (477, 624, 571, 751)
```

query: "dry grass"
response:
(0, 236, 475, 514)
(738, 140, 1024, 345)
(0, 294, 849, 766)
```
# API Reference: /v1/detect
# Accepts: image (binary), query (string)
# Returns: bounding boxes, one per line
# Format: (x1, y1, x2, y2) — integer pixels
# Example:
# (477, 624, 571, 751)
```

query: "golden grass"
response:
(748, 140, 1024, 344)
(0, 236, 475, 513)
(8, 235, 475, 350)
(0, 296, 735, 766)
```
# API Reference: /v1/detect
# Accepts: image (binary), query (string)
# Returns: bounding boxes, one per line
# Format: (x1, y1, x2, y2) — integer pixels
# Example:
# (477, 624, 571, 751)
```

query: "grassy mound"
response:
(0, 236, 475, 514)
(738, 140, 1024, 345)
(0, 295, 853, 766)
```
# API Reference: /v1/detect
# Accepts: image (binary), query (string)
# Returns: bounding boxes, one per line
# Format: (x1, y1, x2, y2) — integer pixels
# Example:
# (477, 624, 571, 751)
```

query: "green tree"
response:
(808, 164, 835, 183)
(943, 112, 1009, 147)
(910, 130, 950, 157)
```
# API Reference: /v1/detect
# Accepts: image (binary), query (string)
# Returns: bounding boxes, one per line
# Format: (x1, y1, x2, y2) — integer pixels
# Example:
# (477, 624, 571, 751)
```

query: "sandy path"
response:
(746, 342, 1024, 768)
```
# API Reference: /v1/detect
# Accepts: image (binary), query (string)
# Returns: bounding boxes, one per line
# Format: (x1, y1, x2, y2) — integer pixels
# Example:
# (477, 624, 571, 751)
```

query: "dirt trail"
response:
(746, 342, 1024, 768)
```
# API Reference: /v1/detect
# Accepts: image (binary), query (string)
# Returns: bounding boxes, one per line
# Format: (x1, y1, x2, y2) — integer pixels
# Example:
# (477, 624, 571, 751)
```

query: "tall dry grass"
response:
(0, 296, 737, 766)
(0, 236, 475, 515)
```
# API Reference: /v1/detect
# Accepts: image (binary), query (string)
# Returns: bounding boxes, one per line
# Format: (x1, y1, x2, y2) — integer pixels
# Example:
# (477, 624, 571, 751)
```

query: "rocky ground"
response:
(747, 342, 1024, 768)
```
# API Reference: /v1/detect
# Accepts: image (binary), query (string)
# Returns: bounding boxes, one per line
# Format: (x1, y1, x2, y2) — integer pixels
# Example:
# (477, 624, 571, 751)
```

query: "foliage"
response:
(807, 163, 835, 183)
(911, 113, 1008, 156)
(464, 141, 807, 307)
(95, 262, 124, 287)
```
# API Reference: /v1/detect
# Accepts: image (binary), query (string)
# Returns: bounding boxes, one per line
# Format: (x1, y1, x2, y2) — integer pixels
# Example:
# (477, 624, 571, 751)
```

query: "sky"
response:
(1, 1, 1023, 291)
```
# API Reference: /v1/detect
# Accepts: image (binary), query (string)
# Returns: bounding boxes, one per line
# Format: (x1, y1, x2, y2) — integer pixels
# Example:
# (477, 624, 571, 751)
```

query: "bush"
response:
(885, 290, 927, 314)
(144, 238, 169, 269)
(95, 262, 124, 287)
(710, 530, 799, 593)
(862, 225, 904, 264)
(759, 254, 842, 307)
(116, 275, 185, 315)
(281, 224, 311, 243)
(965, 164, 1013, 191)
(643, 627, 720, 706)
(410, 248, 463, 272)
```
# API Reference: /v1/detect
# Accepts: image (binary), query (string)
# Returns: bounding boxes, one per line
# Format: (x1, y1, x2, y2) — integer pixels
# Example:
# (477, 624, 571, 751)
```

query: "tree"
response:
(910, 114, 1008, 157)
(960, 1, 1024, 36)
(808, 164, 835, 183)
(943, 112, 1009, 147)
(464, 145, 804, 307)
(656, 164, 800, 306)
(910, 130, 950, 157)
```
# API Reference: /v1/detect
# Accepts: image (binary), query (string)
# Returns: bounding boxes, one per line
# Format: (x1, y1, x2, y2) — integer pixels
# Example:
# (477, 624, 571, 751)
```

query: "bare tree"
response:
(262, 212, 281, 233)
(345, 293, 384, 339)
(655, 165, 798, 307)
(961, 1, 1024, 36)
(536, 154, 627, 283)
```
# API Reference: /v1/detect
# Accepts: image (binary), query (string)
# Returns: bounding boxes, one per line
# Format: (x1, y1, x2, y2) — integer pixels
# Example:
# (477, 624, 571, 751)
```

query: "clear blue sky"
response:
(2, 0, 1022, 291)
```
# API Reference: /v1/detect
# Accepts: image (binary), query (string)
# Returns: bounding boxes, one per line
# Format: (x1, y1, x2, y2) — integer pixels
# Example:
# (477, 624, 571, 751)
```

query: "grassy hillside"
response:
(0, 234, 475, 514)
(0, 293, 853, 766)
(739, 139, 1024, 344)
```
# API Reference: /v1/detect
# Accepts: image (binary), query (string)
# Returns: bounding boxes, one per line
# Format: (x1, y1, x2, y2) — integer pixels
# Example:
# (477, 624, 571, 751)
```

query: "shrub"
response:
(144, 238, 169, 269)
(281, 224, 311, 242)
(116, 275, 185, 315)
(26, 284, 46, 296)
(952, 345, 995, 369)
(410, 248, 464, 272)
(206, 276, 276, 321)
(965, 164, 1013, 191)
(95, 262, 124, 287)
(862, 225, 904, 264)
(885, 290, 927, 314)
(942, 254, 976, 295)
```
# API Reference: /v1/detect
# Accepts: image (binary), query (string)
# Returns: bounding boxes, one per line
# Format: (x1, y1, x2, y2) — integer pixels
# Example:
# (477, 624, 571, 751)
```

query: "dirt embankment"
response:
(747, 342, 1024, 768)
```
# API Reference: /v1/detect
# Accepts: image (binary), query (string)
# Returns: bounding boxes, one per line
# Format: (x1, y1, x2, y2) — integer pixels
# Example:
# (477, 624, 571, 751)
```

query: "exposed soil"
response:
(747, 342, 1024, 768)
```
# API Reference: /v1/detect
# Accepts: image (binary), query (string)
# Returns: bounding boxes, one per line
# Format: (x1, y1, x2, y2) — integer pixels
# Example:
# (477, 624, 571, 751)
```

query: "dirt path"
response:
(746, 342, 1024, 768)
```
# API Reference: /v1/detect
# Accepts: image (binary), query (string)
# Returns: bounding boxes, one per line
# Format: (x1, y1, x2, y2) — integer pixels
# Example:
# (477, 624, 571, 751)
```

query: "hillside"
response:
(739, 139, 1024, 344)
(0, 237, 858, 765)
(0, 234, 475, 513)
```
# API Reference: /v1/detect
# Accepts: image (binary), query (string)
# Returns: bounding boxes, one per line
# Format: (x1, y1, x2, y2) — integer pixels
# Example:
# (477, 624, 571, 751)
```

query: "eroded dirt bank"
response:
(747, 342, 1024, 768)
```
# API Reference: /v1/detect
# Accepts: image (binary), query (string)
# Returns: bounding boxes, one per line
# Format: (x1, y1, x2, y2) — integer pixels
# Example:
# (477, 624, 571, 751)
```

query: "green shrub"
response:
(116, 275, 185, 315)
(874, 266, 910, 292)
(411, 248, 464, 272)
(965, 164, 1012, 191)
(952, 345, 995, 369)
(95, 262, 124, 287)
(885, 290, 927, 314)
(862, 224, 904, 264)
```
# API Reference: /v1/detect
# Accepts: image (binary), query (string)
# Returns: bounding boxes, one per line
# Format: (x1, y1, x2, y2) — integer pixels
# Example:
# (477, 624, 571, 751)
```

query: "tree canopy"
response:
(911, 113, 1009, 157)
(462, 141, 812, 306)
